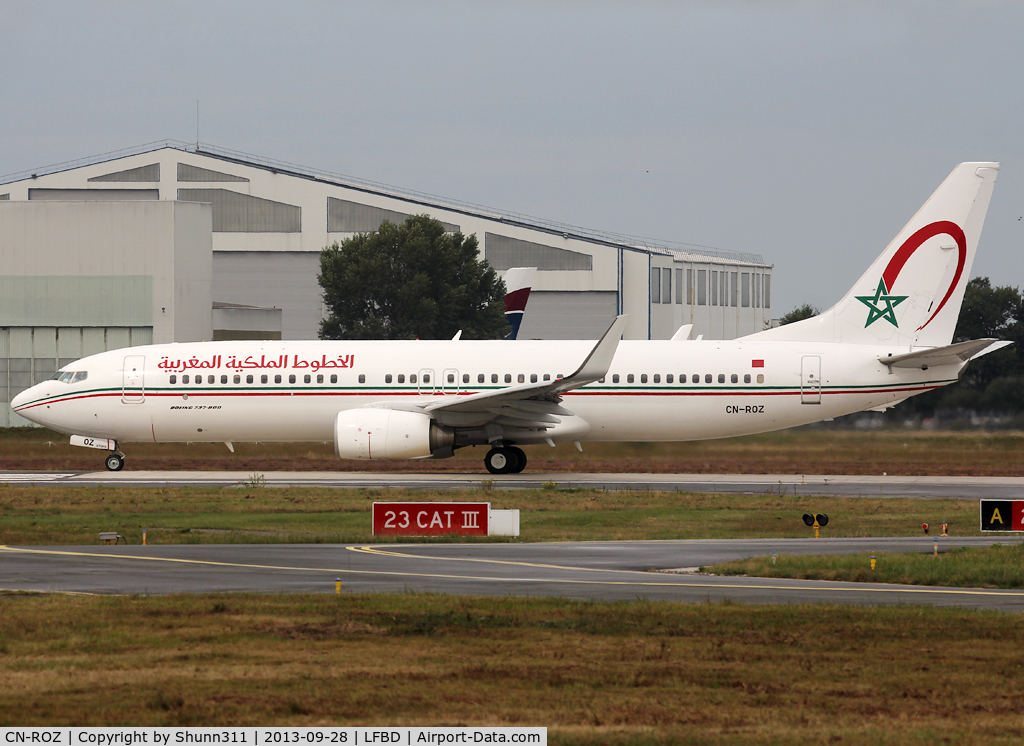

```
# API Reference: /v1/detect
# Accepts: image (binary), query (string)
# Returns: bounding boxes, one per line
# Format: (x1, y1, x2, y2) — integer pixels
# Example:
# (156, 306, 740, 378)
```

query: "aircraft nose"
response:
(10, 388, 31, 411)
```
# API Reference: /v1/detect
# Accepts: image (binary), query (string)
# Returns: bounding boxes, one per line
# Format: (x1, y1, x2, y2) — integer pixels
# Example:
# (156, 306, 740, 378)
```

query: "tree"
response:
(318, 215, 509, 340)
(778, 303, 819, 326)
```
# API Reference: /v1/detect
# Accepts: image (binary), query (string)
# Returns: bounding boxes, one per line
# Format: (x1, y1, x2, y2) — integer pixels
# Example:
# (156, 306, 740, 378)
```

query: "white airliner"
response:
(12, 163, 1009, 474)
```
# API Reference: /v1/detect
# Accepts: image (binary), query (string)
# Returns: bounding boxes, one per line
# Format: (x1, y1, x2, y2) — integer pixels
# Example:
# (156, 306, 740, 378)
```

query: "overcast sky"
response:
(2, 1, 1022, 314)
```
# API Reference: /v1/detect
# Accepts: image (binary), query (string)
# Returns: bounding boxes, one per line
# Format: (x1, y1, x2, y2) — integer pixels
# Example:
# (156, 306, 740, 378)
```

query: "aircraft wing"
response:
(880, 338, 1012, 369)
(421, 315, 626, 429)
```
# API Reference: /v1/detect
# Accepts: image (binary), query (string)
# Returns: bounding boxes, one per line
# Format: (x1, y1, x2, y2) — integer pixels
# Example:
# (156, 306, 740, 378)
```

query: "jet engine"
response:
(334, 408, 454, 460)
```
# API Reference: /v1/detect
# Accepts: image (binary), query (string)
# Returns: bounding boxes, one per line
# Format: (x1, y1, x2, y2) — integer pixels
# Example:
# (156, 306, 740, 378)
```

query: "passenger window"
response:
(530, 374, 537, 383)
(613, 374, 620, 383)
(385, 374, 393, 383)
(410, 374, 417, 384)
(233, 375, 240, 384)
(731, 374, 738, 383)
(705, 374, 712, 384)
(504, 374, 512, 383)
(447, 373, 455, 383)
(261, 375, 268, 384)
(641, 374, 648, 384)
(692, 374, 699, 383)
(274, 375, 282, 384)
(518, 374, 525, 383)
(359, 374, 366, 383)
(666, 374, 673, 383)
(492, 374, 499, 383)
(398, 374, 405, 383)
(423, 373, 430, 383)
(744, 374, 751, 383)
(627, 374, 635, 383)
(206, 375, 213, 384)
(543, 373, 550, 381)
(478, 374, 485, 383)
(653, 374, 660, 383)
(246, 375, 253, 384)
(317, 374, 324, 384)
(330, 374, 338, 383)
(169, 375, 177, 384)
(221, 375, 228, 384)
(463, 374, 469, 384)
(196, 377, 203, 386)
(182, 375, 190, 384)
(757, 374, 764, 384)
(288, 374, 296, 384)
(718, 374, 725, 384)
(304, 374, 311, 384)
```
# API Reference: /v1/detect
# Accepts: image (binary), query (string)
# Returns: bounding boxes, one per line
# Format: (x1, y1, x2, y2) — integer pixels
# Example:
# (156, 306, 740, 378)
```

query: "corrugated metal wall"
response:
(177, 163, 249, 182)
(28, 189, 159, 201)
(177, 189, 301, 233)
(0, 276, 152, 327)
(516, 291, 617, 340)
(327, 197, 459, 233)
(485, 233, 593, 271)
(212, 252, 322, 340)
(1, 326, 153, 426)
(87, 163, 160, 182)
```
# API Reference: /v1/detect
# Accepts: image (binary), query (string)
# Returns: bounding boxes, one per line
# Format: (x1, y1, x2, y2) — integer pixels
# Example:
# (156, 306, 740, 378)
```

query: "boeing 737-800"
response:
(11, 163, 1008, 474)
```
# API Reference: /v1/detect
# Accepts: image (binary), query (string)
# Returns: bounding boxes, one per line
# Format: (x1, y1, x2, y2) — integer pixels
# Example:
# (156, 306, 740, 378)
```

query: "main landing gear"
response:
(484, 446, 527, 475)
(104, 452, 125, 472)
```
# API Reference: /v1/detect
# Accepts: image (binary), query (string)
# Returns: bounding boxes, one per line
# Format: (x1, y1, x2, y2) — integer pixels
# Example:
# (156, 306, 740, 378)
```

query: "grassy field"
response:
(0, 483, 988, 546)
(707, 542, 1024, 588)
(2, 592, 1023, 744)
(4, 426, 1024, 475)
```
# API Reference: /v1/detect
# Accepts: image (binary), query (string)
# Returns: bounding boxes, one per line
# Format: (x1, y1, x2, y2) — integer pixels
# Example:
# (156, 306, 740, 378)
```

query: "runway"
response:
(2, 469, 1024, 498)
(3, 536, 1023, 611)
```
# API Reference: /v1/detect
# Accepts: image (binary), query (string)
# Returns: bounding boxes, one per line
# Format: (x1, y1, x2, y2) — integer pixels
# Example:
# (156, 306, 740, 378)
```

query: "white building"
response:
(0, 140, 774, 425)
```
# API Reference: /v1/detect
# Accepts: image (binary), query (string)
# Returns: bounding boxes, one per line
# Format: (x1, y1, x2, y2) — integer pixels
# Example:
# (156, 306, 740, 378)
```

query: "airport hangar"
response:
(0, 140, 774, 426)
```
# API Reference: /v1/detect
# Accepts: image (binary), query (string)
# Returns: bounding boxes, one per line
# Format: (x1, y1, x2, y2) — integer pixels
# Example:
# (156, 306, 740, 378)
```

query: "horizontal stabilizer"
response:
(670, 324, 693, 341)
(880, 339, 1012, 369)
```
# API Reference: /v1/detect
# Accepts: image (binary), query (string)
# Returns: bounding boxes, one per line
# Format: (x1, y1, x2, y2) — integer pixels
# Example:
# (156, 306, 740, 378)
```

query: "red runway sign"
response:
(372, 502, 490, 536)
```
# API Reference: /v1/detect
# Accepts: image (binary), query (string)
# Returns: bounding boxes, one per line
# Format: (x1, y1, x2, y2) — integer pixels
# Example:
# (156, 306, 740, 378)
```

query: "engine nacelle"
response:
(334, 408, 454, 460)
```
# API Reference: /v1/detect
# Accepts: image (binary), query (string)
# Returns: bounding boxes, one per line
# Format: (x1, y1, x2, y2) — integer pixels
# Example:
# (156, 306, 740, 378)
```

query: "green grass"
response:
(0, 483, 988, 545)
(2, 592, 1024, 744)
(707, 542, 1024, 588)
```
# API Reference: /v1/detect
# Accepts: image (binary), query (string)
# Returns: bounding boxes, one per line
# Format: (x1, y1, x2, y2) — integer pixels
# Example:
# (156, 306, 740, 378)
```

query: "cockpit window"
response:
(53, 371, 87, 384)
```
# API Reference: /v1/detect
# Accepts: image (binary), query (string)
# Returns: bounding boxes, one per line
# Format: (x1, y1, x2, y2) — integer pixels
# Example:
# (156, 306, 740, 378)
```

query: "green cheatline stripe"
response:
(21, 376, 956, 410)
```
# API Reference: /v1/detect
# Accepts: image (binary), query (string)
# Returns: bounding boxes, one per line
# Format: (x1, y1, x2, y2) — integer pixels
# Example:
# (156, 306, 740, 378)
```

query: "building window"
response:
(741, 273, 750, 307)
(697, 270, 707, 306)
(763, 274, 771, 309)
(651, 267, 661, 304)
(711, 271, 719, 306)
(675, 268, 683, 305)
(687, 269, 694, 304)
(663, 269, 672, 304)
(731, 272, 739, 306)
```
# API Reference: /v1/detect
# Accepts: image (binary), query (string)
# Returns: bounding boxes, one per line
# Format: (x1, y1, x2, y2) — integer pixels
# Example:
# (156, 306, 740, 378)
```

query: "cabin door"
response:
(122, 355, 146, 403)
(800, 356, 821, 405)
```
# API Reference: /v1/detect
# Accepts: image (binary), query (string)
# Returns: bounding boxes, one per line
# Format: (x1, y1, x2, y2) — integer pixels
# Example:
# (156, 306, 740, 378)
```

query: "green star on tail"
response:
(856, 278, 908, 328)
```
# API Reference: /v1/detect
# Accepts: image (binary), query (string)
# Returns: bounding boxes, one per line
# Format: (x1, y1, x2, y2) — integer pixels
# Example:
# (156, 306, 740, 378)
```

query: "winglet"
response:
(551, 315, 626, 392)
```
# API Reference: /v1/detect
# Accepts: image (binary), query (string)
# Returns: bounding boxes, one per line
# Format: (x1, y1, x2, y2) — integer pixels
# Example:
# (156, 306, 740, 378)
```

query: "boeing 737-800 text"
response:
(12, 163, 1008, 474)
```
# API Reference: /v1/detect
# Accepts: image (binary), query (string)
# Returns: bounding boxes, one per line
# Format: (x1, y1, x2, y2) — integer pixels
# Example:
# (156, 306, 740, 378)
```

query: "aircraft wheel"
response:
(105, 453, 125, 472)
(484, 447, 518, 475)
(509, 447, 528, 473)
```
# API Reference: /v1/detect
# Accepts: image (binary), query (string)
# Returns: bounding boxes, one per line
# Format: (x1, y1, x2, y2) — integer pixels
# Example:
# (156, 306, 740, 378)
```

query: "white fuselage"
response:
(11, 338, 955, 447)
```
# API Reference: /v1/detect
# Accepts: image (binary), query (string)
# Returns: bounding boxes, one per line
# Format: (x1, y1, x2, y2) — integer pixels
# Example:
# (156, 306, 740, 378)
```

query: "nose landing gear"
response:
(484, 446, 527, 474)
(104, 452, 125, 472)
